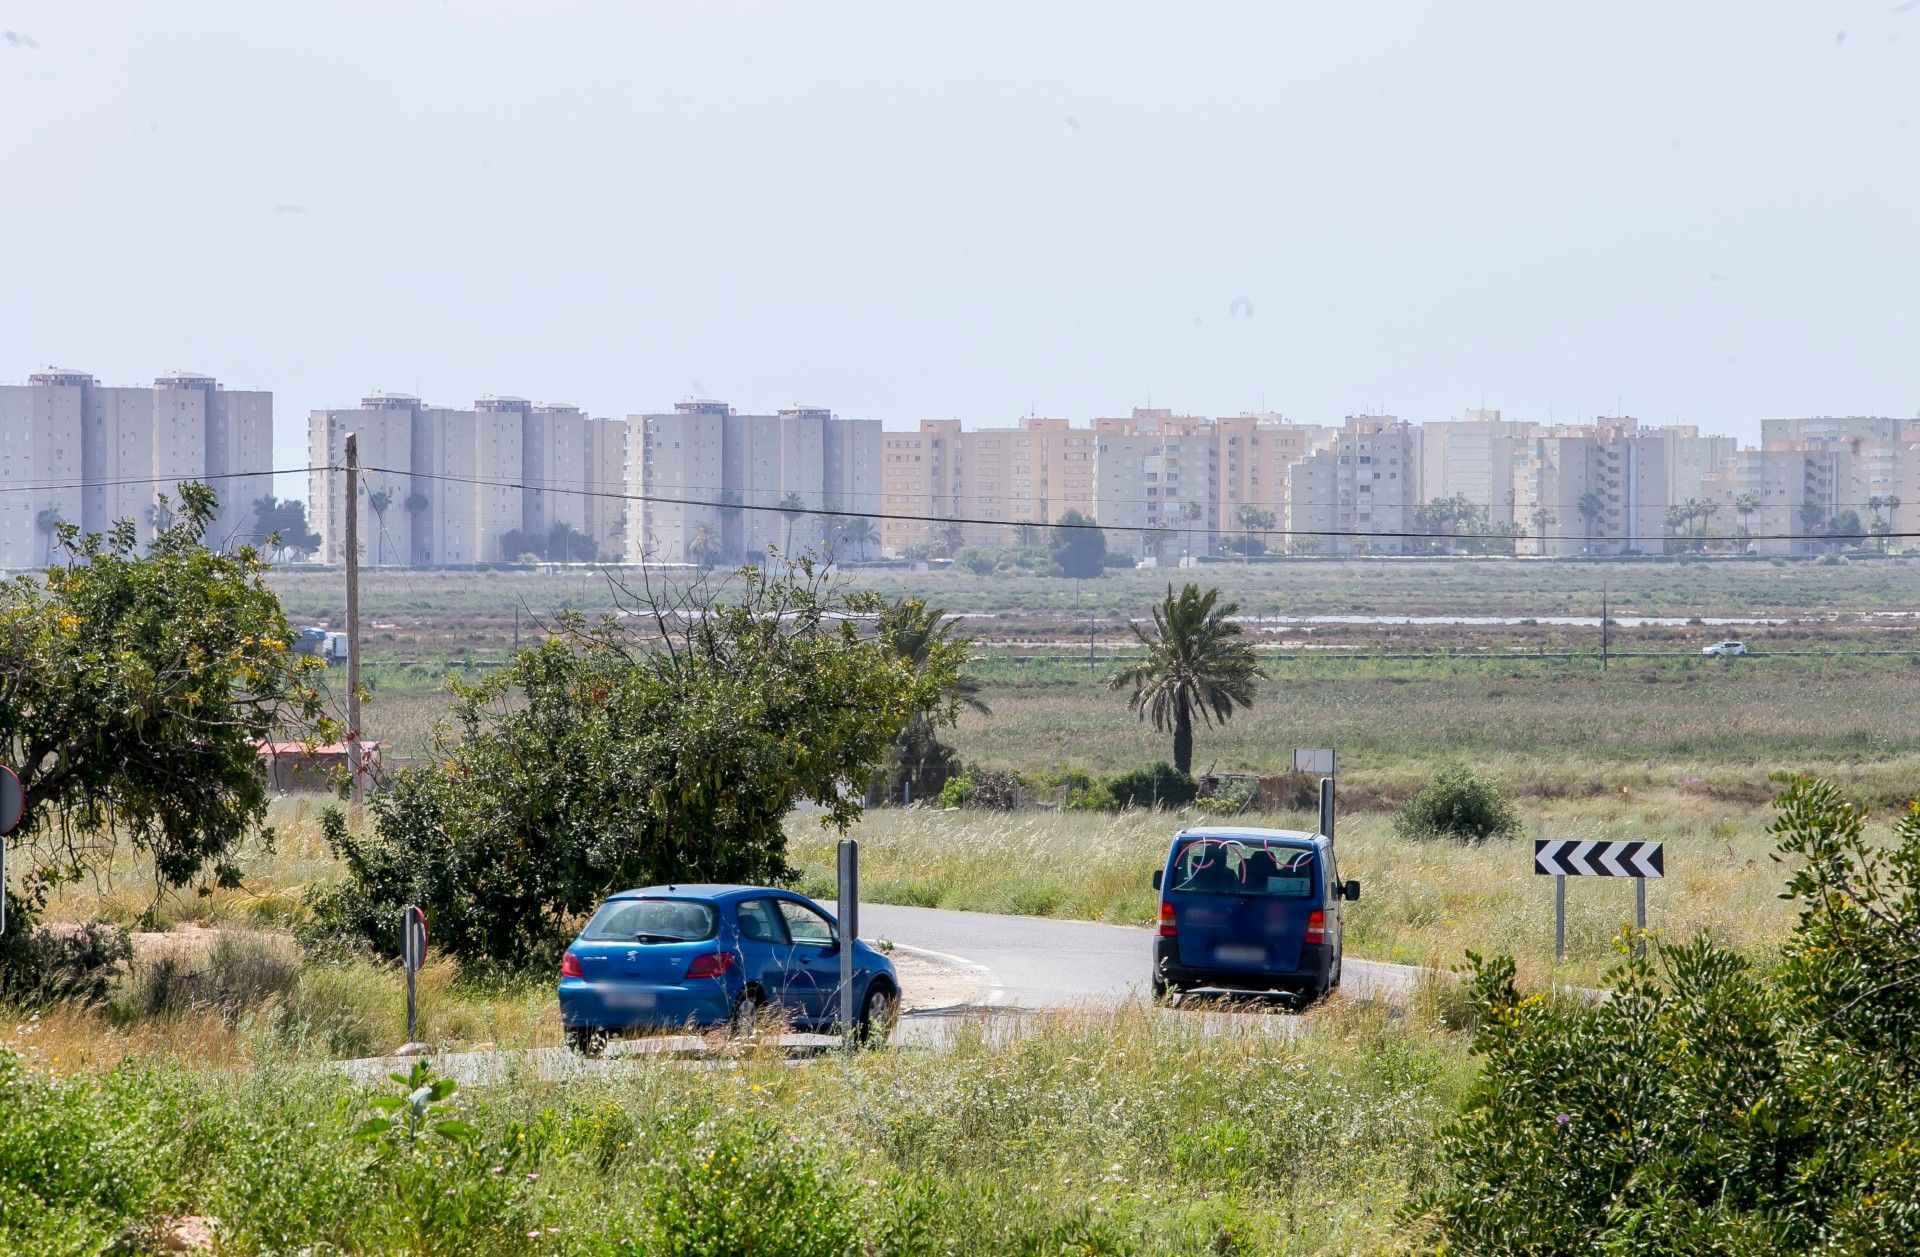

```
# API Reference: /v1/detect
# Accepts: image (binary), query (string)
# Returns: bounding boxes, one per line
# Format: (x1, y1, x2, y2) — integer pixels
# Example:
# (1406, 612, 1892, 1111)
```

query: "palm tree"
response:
(1109, 583, 1261, 776)
(1528, 505, 1556, 556)
(1867, 495, 1901, 554)
(34, 506, 64, 564)
(878, 598, 990, 802)
(1576, 492, 1604, 552)
(1694, 500, 1719, 551)
(777, 492, 807, 556)
(366, 487, 394, 565)
(841, 516, 880, 561)
(1733, 492, 1759, 546)
(1178, 499, 1206, 559)
(688, 520, 721, 567)
(1236, 502, 1264, 561)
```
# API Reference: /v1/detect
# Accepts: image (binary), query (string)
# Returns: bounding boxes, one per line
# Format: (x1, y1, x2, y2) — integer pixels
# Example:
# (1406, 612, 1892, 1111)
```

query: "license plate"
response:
(602, 987, 658, 1010)
(1214, 944, 1266, 964)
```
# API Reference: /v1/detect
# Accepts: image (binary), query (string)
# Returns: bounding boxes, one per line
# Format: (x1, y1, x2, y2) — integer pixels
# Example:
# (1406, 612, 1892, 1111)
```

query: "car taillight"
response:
(1158, 902, 1177, 937)
(1304, 910, 1326, 946)
(684, 951, 737, 980)
(560, 951, 584, 979)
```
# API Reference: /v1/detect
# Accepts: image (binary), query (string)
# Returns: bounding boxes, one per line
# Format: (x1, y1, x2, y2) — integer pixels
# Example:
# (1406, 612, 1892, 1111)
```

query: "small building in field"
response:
(256, 741, 382, 793)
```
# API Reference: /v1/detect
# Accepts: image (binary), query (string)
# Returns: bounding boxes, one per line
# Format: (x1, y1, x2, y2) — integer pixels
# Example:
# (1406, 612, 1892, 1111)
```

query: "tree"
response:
(777, 492, 808, 557)
(1733, 491, 1759, 546)
(305, 559, 937, 967)
(1049, 509, 1108, 579)
(1798, 502, 1827, 552)
(1528, 505, 1556, 556)
(0, 484, 330, 928)
(839, 516, 880, 562)
(365, 487, 394, 564)
(687, 520, 722, 567)
(1575, 492, 1604, 551)
(873, 597, 987, 803)
(1869, 494, 1901, 554)
(252, 496, 322, 561)
(1830, 509, 1866, 549)
(32, 507, 63, 565)
(1236, 502, 1264, 562)
(1108, 583, 1261, 775)
(1419, 776, 1920, 1251)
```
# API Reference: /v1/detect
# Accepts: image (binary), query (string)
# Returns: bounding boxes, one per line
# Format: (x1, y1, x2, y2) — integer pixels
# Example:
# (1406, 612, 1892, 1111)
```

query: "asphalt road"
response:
(861, 903, 1425, 1011)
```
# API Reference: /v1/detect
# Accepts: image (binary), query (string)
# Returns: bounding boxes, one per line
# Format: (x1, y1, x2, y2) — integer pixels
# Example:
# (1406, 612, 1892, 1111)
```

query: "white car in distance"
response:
(1701, 640, 1748, 657)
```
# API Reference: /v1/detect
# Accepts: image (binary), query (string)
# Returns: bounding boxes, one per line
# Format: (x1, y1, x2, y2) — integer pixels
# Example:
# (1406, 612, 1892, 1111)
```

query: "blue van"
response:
(1151, 827, 1359, 1005)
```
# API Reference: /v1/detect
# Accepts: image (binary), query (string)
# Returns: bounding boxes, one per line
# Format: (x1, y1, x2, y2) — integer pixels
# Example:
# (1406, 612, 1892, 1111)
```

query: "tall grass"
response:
(792, 798, 1805, 987)
(0, 999, 1471, 1254)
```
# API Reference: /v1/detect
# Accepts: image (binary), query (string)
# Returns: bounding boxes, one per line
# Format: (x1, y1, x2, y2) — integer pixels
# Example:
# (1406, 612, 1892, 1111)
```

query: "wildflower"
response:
(1555, 1113, 1571, 1126)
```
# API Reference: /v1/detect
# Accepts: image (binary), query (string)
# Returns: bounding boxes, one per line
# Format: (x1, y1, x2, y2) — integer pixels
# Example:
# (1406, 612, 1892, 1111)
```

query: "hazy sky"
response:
(3, 0, 1916, 478)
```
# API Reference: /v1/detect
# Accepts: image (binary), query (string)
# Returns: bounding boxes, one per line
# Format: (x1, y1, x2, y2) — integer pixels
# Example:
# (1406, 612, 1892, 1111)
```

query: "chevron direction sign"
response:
(1534, 839, 1664, 879)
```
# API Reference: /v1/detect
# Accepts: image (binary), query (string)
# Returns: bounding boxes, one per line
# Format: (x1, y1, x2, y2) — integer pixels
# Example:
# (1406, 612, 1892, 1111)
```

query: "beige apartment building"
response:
(1286, 415, 1421, 554)
(0, 368, 270, 569)
(629, 400, 882, 564)
(877, 416, 1098, 554)
(1091, 410, 1219, 559)
(1699, 445, 1852, 555)
(1511, 418, 1673, 556)
(1210, 413, 1334, 547)
(1420, 410, 1530, 527)
(309, 393, 625, 566)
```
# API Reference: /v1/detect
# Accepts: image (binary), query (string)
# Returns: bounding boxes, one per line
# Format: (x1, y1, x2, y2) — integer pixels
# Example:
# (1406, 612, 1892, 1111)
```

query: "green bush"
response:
(0, 921, 131, 1007)
(937, 767, 1026, 810)
(1108, 762, 1198, 810)
(1417, 777, 1920, 1251)
(1392, 765, 1519, 842)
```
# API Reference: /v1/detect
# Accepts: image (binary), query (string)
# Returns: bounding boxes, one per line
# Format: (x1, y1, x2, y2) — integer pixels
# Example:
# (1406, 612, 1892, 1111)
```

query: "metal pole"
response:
(344, 433, 365, 808)
(405, 954, 417, 1043)
(1318, 776, 1335, 842)
(1635, 875, 1647, 958)
(837, 839, 858, 1032)
(1555, 874, 1566, 964)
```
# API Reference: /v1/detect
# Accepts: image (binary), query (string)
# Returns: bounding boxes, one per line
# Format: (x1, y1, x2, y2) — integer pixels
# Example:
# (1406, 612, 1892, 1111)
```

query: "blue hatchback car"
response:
(1151, 828, 1360, 1005)
(557, 885, 900, 1051)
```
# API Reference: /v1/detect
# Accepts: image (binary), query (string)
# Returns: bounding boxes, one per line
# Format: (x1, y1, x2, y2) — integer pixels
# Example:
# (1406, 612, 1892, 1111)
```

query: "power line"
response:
(0, 466, 324, 495)
(364, 464, 1920, 546)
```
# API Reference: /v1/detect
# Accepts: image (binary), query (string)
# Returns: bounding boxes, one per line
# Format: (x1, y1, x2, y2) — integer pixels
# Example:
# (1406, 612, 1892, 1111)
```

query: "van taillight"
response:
(560, 951, 584, 979)
(1158, 903, 1177, 937)
(684, 951, 737, 980)
(1304, 910, 1326, 946)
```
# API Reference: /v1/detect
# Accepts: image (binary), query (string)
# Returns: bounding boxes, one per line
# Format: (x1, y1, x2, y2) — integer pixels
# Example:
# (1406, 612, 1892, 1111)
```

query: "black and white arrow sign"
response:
(1534, 839, 1663, 878)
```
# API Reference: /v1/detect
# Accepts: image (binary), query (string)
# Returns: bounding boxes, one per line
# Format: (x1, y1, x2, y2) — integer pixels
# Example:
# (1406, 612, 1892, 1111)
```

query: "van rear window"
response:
(1171, 839, 1315, 898)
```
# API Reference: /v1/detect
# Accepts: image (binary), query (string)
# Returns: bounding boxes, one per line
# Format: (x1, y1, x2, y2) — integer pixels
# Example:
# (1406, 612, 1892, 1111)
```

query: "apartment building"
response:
(1213, 413, 1335, 544)
(309, 393, 625, 566)
(1700, 445, 1852, 556)
(1285, 416, 1421, 554)
(1420, 410, 1532, 527)
(628, 400, 882, 564)
(1511, 418, 1672, 555)
(1090, 410, 1220, 558)
(0, 368, 270, 569)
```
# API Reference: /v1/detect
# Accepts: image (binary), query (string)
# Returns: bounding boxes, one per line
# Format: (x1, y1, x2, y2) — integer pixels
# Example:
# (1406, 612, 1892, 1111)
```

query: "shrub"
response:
(639, 1117, 865, 1257)
(1108, 762, 1198, 810)
(937, 767, 1026, 810)
(0, 921, 131, 1007)
(120, 932, 302, 1025)
(1417, 778, 1920, 1251)
(1393, 766, 1519, 842)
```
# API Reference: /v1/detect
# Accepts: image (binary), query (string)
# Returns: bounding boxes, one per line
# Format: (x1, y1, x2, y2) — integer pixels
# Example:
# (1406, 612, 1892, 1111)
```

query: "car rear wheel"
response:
(857, 984, 898, 1046)
(566, 1027, 606, 1057)
(728, 989, 763, 1039)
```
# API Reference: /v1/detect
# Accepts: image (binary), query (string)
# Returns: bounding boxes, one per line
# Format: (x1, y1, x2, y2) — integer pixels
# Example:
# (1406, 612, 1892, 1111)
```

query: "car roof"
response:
(1173, 826, 1325, 845)
(606, 884, 802, 902)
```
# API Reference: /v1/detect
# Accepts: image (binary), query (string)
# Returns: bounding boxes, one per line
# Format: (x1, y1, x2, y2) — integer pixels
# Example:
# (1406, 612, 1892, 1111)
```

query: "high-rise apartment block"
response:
(1286, 416, 1422, 554)
(308, 393, 625, 566)
(0, 368, 270, 568)
(628, 401, 882, 564)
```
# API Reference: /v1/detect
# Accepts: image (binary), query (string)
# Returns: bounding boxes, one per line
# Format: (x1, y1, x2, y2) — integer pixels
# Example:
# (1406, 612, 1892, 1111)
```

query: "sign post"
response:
(1318, 776, 1335, 844)
(837, 839, 858, 1033)
(1534, 839, 1664, 960)
(401, 905, 428, 1044)
(0, 766, 23, 937)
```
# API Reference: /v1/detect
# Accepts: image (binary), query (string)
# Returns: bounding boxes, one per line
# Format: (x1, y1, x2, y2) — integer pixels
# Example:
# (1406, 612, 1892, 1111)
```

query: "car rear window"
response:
(1171, 839, 1316, 899)
(581, 898, 716, 942)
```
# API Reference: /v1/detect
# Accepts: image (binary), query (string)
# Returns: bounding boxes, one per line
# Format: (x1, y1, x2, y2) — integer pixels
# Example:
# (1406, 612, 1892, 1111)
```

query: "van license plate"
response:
(1214, 944, 1265, 964)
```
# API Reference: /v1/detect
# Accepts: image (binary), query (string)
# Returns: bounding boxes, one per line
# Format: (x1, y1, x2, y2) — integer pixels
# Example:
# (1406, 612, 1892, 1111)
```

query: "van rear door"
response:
(1167, 838, 1315, 973)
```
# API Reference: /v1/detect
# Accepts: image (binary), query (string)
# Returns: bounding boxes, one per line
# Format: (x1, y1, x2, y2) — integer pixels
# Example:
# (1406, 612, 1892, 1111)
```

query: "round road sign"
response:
(0, 766, 22, 836)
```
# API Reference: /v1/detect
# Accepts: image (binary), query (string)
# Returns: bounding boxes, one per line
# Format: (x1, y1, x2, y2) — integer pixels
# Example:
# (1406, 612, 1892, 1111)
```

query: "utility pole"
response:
(344, 433, 365, 807)
(1600, 578, 1609, 674)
